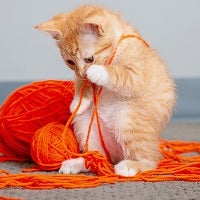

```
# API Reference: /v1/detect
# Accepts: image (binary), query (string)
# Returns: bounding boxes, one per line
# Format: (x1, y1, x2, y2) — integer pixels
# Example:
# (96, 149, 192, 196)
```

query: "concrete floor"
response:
(0, 121, 200, 200)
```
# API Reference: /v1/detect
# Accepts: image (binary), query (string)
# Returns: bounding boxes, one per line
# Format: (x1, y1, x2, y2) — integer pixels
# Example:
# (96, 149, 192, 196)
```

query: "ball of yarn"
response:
(31, 122, 79, 171)
(0, 80, 74, 161)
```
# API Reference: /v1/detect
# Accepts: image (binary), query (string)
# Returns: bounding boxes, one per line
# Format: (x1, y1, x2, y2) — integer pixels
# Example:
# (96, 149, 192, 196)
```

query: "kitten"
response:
(35, 5, 175, 176)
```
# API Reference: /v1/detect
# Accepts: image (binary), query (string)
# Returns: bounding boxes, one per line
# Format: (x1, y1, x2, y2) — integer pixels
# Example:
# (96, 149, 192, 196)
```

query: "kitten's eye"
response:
(66, 60, 75, 66)
(84, 56, 94, 64)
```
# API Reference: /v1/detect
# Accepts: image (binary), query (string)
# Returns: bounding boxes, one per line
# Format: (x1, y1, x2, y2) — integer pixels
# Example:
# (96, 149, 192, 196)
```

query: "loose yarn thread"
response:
(0, 196, 23, 200)
(0, 140, 200, 190)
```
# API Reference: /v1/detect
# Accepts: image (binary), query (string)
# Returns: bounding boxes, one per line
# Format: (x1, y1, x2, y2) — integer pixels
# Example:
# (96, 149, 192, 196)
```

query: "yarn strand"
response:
(0, 140, 200, 189)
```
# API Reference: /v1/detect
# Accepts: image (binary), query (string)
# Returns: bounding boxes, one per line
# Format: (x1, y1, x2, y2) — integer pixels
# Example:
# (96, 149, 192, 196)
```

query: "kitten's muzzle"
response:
(75, 69, 87, 80)
(75, 64, 91, 79)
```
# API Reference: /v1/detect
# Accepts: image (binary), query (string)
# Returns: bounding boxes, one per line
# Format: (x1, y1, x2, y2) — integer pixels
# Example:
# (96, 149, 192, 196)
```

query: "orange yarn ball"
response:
(31, 122, 79, 171)
(0, 80, 74, 161)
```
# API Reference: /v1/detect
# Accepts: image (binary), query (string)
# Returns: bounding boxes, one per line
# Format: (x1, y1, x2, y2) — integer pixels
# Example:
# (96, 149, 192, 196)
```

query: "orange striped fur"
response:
(36, 5, 175, 176)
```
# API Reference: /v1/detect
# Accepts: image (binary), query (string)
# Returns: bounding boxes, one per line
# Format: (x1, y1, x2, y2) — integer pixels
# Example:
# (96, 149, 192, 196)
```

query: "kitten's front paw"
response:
(86, 64, 109, 86)
(70, 96, 91, 115)
(114, 160, 137, 177)
(59, 157, 87, 174)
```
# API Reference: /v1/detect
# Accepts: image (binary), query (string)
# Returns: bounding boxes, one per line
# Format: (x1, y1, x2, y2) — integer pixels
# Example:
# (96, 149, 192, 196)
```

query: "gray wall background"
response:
(0, 0, 200, 81)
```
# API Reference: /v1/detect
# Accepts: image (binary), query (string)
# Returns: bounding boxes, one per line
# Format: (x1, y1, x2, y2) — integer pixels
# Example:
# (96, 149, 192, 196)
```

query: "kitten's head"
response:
(35, 5, 123, 78)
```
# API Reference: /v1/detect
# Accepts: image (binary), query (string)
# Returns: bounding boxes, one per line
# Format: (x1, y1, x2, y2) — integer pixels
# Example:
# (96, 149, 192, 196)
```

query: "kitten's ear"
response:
(81, 23, 104, 36)
(35, 21, 62, 41)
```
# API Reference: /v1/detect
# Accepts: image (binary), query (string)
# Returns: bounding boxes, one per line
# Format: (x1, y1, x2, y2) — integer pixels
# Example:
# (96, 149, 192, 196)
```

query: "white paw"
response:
(86, 64, 109, 85)
(114, 160, 137, 177)
(70, 96, 91, 115)
(59, 157, 87, 174)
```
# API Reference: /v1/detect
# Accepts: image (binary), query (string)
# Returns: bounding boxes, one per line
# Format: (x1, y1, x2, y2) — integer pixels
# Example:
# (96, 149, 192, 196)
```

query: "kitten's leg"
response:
(70, 96, 91, 115)
(114, 159, 156, 176)
(86, 64, 109, 86)
(59, 111, 105, 174)
(59, 157, 89, 174)
(70, 77, 92, 115)
(86, 63, 143, 96)
(59, 133, 104, 174)
(114, 116, 161, 176)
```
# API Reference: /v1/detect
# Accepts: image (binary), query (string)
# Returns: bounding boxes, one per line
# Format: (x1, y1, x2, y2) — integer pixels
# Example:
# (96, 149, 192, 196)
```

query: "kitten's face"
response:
(58, 30, 98, 78)
(35, 7, 116, 79)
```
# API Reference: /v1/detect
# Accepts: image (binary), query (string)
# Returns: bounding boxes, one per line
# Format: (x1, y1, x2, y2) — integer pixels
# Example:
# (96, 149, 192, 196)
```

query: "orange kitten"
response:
(36, 5, 175, 176)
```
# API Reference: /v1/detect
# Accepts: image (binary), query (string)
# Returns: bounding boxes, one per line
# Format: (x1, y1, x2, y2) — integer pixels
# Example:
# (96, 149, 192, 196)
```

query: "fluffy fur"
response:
(36, 5, 175, 176)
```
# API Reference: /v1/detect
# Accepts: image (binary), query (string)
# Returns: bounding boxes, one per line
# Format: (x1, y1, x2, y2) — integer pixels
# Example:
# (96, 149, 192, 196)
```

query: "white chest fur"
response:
(73, 87, 125, 164)
(98, 91, 124, 163)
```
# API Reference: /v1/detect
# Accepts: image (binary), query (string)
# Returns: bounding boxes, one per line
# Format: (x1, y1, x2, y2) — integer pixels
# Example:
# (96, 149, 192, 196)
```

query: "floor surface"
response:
(0, 121, 200, 200)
